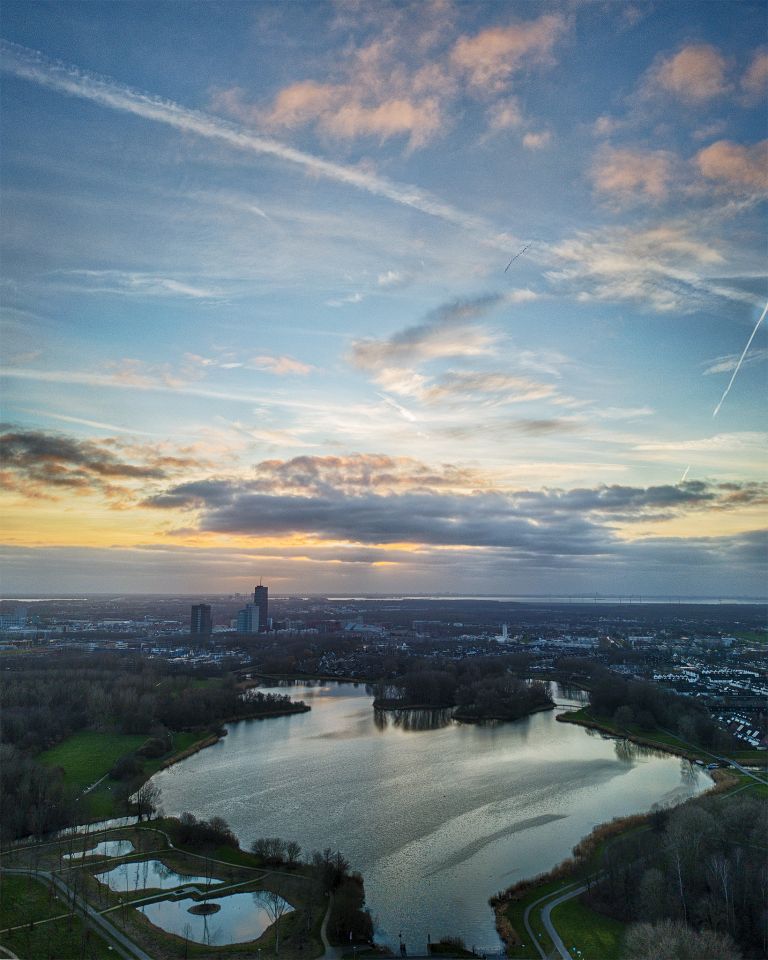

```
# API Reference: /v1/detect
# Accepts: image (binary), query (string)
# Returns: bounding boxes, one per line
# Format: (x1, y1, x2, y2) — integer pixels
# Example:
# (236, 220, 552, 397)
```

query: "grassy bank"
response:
(492, 759, 751, 958)
(549, 896, 624, 960)
(557, 707, 767, 766)
(39, 731, 148, 790)
(38, 728, 217, 821)
(0, 874, 116, 960)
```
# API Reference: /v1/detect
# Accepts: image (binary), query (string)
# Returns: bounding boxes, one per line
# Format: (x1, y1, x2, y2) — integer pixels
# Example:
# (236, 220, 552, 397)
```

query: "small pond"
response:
(139, 891, 293, 945)
(96, 859, 224, 892)
(64, 839, 134, 860)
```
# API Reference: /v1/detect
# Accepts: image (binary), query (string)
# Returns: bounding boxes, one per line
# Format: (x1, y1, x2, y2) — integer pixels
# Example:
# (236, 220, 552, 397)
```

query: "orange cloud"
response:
(522, 131, 552, 150)
(652, 43, 729, 103)
(322, 97, 443, 146)
(248, 355, 314, 376)
(451, 15, 566, 92)
(696, 140, 768, 192)
(591, 147, 673, 202)
(742, 48, 768, 98)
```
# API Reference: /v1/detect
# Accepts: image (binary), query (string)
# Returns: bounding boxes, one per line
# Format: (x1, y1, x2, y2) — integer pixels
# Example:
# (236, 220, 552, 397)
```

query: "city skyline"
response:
(1, 1, 766, 596)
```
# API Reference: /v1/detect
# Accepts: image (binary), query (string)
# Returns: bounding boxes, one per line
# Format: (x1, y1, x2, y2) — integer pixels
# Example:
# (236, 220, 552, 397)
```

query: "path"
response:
(0, 867, 152, 960)
(657, 729, 768, 784)
(540, 885, 588, 960)
(522, 880, 582, 960)
(320, 895, 346, 959)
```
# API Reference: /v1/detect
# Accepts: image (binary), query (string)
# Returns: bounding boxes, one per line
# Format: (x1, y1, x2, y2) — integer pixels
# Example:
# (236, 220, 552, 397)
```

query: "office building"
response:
(253, 583, 268, 632)
(236, 603, 260, 634)
(190, 603, 212, 638)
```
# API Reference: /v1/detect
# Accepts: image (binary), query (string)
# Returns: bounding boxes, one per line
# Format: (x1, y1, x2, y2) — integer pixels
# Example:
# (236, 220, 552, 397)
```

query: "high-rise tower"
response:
(253, 582, 268, 632)
(190, 603, 212, 638)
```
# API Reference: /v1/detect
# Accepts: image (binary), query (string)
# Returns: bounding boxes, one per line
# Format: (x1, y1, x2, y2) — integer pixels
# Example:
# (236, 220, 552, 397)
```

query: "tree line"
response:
(0, 651, 305, 842)
(585, 792, 767, 957)
(558, 658, 735, 751)
(370, 653, 553, 720)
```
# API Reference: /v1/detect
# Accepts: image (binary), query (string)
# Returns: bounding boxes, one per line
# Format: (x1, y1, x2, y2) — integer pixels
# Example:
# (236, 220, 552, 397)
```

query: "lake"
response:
(151, 681, 710, 952)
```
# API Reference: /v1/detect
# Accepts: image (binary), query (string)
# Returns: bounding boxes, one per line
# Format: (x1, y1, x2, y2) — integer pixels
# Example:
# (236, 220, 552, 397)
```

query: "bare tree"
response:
(624, 919, 741, 960)
(133, 781, 160, 821)
(259, 889, 291, 955)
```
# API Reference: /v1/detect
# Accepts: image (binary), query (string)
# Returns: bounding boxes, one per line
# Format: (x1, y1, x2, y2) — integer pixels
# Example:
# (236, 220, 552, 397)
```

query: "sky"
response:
(0, 0, 766, 597)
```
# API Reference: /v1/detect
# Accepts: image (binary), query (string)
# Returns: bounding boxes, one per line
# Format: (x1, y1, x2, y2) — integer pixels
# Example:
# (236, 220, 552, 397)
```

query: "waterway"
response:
(150, 682, 710, 952)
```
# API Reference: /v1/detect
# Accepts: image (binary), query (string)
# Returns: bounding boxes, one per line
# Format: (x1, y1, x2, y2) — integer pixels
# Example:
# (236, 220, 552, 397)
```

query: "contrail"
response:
(712, 299, 767, 417)
(504, 243, 531, 272)
(0, 39, 514, 252)
(680, 465, 690, 483)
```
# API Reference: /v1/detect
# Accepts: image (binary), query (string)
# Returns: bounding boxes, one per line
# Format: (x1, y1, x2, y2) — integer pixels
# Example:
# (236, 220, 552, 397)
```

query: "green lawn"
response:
(501, 878, 572, 959)
(0, 875, 116, 960)
(39, 730, 148, 789)
(39, 729, 212, 820)
(549, 895, 625, 960)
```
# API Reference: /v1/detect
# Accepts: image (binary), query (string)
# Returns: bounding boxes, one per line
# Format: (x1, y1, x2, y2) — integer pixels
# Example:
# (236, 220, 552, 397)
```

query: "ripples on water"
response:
(151, 681, 710, 952)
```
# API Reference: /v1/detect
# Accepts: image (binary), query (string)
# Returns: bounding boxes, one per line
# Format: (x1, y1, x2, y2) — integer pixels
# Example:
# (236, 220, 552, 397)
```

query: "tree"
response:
(133, 780, 160, 821)
(259, 889, 291, 955)
(624, 919, 741, 960)
(286, 840, 301, 868)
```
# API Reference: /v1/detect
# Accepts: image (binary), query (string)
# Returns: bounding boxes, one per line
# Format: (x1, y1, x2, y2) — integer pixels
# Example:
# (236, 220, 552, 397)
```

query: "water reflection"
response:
(151, 681, 710, 952)
(373, 707, 455, 732)
(138, 891, 293, 945)
(97, 859, 224, 892)
(63, 839, 134, 860)
(613, 738, 671, 764)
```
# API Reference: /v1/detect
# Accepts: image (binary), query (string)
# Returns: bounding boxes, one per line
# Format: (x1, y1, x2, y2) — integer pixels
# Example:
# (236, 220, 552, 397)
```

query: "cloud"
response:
(248, 355, 314, 376)
(648, 43, 729, 103)
(522, 131, 552, 150)
(0, 40, 512, 250)
(0, 427, 196, 500)
(219, 79, 445, 150)
(695, 140, 768, 193)
(742, 48, 768, 99)
(143, 461, 768, 557)
(546, 223, 761, 315)
(703, 347, 768, 375)
(486, 97, 523, 131)
(591, 147, 674, 203)
(377, 270, 406, 287)
(350, 294, 502, 375)
(423, 371, 556, 405)
(325, 292, 364, 307)
(54, 270, 223, 300)
(1, 528, 765, 594)
(223, 11, 567, 149)
(451, 15, 567, 92)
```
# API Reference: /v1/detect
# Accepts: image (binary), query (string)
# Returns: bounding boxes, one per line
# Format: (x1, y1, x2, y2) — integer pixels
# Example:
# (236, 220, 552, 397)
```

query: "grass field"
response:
(501, 877, 568, 959)
(550, 895, 625, 960)
(0, 875, 116, 960)
(39, 730, 148, 789)
(39, 729, 212, 820)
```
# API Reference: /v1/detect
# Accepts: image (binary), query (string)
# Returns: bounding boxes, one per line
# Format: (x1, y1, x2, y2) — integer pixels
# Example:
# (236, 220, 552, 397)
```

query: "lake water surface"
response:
(151, 682, 710, 951)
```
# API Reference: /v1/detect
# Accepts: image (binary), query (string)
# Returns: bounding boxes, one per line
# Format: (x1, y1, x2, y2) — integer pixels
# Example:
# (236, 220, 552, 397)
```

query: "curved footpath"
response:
(540, 886, 588, 960)
(522, 880, 582, 960)
(0, 867, 152, 960)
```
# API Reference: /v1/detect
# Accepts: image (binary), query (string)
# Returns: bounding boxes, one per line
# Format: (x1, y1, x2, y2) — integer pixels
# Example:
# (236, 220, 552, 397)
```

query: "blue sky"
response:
(1, 0, 766, 595)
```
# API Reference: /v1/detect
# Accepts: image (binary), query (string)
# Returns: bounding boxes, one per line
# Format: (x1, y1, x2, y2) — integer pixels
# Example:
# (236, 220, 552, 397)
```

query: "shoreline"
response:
(371, 700, 556, 723)
(453, 702, 555, 724)
(556, 710, 702, 762)
(151, 701, 312, 775)
(490, 766, 736, 950)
